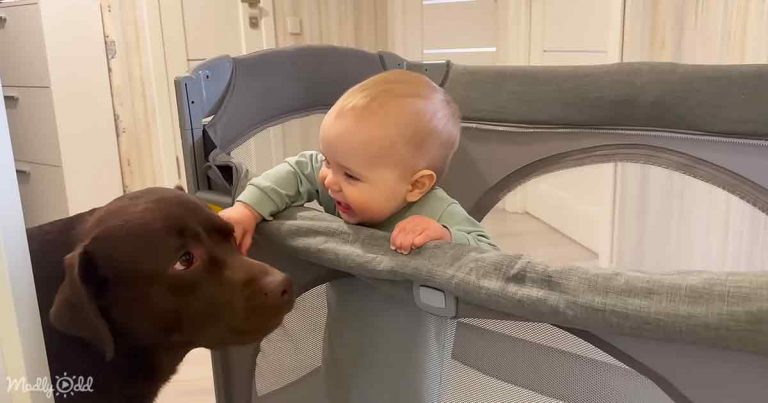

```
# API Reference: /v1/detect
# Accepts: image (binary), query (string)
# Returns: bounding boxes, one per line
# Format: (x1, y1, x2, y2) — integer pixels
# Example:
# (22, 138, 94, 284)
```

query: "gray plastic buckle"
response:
(413, 283, 457, 318)
(378, 51, 451, 86)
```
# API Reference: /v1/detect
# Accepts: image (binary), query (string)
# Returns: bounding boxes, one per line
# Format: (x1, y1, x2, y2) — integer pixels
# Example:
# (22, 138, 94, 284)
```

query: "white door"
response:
(159, 0, 285, 182)
(180, 0, 276, 67)
(519, 0, 623, 266)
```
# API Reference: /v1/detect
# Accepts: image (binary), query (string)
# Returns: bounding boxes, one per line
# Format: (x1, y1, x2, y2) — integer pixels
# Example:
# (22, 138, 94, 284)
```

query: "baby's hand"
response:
(218, 202, 263, 255)
(390, 215, 451, 255)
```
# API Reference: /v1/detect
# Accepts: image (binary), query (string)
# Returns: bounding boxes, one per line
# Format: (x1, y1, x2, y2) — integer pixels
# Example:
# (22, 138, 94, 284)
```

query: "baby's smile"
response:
(335, 199, 353, 215)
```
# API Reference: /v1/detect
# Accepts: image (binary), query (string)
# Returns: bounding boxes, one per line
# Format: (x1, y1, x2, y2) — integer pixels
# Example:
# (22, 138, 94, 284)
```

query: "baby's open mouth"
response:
(335, 200, 353, 214)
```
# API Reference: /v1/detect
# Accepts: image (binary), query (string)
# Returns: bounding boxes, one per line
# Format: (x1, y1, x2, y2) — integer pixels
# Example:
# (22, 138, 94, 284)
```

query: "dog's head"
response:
(49, 187, 293, 360)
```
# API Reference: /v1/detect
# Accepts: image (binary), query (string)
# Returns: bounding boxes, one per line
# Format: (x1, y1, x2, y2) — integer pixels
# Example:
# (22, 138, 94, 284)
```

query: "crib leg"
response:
(211, 343, 260, 403)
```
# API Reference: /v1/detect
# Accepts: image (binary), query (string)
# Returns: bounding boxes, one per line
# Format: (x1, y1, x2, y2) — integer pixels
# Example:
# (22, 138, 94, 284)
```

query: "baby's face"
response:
(318, 104, 417, 225)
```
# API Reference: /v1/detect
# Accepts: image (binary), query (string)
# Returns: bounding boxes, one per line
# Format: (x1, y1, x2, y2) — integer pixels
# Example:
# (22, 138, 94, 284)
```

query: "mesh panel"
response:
(432, 318, 555, 403)
(442, 320, 673, 403)
(460, 319, 627, 367)
(444, 360, 562, 403)
(231, 128, 284, 178)
(254, 284, 327, 395)
(230, 115, 323, 178)
(425, 313, 457, 403)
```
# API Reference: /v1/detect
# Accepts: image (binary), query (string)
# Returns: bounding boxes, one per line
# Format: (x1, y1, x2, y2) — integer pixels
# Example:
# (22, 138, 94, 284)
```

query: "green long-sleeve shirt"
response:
(237, 151, 497, 249)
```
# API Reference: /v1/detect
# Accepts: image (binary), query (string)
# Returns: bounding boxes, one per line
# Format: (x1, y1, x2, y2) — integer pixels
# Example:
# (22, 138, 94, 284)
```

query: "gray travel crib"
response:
(174, 45, 768, 403)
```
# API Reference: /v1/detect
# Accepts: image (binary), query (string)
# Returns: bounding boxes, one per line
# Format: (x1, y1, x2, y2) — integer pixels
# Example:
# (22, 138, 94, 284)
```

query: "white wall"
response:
(612, 0, 768, 271)
(612, 164, 768, 272)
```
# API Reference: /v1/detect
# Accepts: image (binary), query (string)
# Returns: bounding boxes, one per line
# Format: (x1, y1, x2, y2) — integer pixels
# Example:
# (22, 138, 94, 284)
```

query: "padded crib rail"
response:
(191, 46, 768, 157)
(251, 207, 768, 357)
(176, 45, 768, 203)
(203, 46, 385, 152)
(446, 63, 768, 138)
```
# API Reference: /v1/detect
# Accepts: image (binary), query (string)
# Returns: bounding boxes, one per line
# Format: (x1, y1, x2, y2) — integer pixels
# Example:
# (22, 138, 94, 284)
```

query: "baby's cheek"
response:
(318, 170, 328, 188)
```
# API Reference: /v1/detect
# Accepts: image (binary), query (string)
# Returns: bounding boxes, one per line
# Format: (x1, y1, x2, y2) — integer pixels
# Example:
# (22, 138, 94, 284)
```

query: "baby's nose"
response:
(323, 172, 341, 192)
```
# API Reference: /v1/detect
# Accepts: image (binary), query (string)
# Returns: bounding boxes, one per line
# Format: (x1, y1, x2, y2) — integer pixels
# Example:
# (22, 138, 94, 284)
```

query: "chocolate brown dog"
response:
(27, 187, 293, 402)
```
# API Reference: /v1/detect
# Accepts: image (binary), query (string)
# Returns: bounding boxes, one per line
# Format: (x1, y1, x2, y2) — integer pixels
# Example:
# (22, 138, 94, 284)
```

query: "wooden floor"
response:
(156, 348, 215, 403)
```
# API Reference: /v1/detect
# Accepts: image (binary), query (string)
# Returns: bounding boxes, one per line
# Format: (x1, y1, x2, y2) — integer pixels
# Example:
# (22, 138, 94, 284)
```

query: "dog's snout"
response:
(260, 270, 294, 305)
(237, 257, 295, 311)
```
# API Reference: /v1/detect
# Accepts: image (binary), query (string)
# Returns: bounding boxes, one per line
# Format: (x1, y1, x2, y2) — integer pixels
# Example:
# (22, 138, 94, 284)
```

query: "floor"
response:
(155, 348, 215, 403)
(155, 207, 596, 402)
(481, 207, 597, 267)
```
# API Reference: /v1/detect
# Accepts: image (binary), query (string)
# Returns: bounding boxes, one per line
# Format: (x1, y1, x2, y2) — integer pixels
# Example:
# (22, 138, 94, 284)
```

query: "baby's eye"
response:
(344, 172, 360, 181)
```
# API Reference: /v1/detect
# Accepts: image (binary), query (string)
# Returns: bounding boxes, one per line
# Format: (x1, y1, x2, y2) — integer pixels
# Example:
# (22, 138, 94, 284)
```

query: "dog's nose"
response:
(261, 271, 294, 305)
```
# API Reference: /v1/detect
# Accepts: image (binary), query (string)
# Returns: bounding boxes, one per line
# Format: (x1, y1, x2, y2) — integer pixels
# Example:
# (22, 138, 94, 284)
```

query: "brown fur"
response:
(27, 187, 293, 402)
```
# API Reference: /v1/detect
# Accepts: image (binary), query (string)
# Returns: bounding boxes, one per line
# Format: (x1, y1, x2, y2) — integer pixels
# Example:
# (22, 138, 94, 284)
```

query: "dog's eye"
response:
(173, 251, 195, 271)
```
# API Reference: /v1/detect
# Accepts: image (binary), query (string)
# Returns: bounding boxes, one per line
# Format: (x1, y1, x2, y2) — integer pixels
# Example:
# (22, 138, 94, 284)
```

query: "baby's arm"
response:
(219, 202, 263, 254)
(390, 215, 451, 254)
(219, 151, 324, 254)
(390, 203, 497, 254)
(437, 203, 499, 250)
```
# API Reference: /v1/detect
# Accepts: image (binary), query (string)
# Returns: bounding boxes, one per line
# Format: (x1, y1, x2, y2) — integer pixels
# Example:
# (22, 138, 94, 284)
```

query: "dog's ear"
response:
(50, 245, 115, 361)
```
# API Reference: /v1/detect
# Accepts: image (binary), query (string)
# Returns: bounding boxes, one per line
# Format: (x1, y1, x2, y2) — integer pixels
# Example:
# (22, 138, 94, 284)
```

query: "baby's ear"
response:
(406, 170, 437, 202)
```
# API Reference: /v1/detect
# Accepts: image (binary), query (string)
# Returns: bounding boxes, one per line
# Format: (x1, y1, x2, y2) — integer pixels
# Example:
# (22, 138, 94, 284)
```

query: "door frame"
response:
(101, 0, 278, 191)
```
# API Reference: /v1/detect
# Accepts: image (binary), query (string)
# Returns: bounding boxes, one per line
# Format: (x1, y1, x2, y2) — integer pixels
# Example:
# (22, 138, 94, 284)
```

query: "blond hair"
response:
(331, 70, 461, 179)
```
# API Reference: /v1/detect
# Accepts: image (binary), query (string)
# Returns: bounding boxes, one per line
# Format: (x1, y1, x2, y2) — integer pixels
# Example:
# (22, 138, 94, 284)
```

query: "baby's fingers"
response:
(390, 222, 413, 253)
(231, 224, 250, 255)
(411, 224, 450, 250)
(232, 225, 243, 245)
(397, 230, 421, 254)
(411, 232, 433, 250)
(240, 230, 253, 255)
(390, 232, 408, 254)
(390, 225, 402, 251)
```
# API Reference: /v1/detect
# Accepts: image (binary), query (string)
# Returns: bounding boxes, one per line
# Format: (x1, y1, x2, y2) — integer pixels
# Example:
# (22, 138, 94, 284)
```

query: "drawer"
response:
(0, 3, 50, 87)
(14, 160, 68, 227)
(3, 86, 61, 165)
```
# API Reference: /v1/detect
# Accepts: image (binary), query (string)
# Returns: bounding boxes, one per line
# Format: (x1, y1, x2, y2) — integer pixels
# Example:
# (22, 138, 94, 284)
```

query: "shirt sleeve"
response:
(437, 202, 499, 250)
(235, 151, 325, 220)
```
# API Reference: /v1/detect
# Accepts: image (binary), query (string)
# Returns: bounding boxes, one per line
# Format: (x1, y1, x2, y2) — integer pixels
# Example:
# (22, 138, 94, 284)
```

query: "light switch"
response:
(286, 16, 302, 35)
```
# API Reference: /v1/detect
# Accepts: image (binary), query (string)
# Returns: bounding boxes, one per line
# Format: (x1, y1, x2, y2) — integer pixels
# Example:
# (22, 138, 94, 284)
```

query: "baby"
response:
(220, 69, 496, 254)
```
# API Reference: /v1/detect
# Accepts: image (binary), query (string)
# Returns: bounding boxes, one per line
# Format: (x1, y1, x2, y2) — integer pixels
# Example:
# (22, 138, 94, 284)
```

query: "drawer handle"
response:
(14, 163, 32, 176)
(3, 94, 19, 102)
(0, 15, 6, 28)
